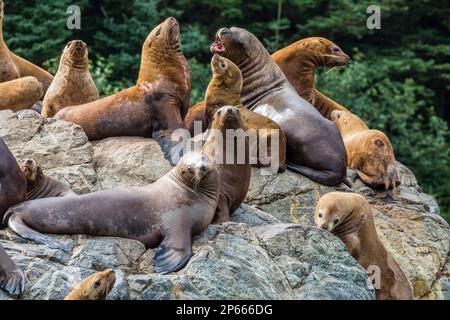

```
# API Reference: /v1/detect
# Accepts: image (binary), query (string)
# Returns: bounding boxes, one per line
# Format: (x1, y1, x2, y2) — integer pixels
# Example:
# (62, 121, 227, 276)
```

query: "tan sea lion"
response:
(54, 18, 191, 165)
(0, 137, 27, 296)
(314, 192, 413, 300)
(5, 152, 219, 274)
(41, 40, 99, 118)
(204, 54, 286, 172)
(272, 37, 350, 119)
(202, 106, 251, 223)
(211, 27, 349, 186)
(0, 76, 43, 111)
(20, 159, 76, 200)
(0, 1, 53, 93)
(64, 269, 116, 300)
(331, 110, 398, 189)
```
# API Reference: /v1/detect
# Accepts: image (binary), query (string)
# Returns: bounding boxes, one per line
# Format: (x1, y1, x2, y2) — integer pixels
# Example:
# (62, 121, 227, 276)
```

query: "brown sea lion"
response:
(184, 37, 349, 133)
(0, 1, 53, 93)
(202, 106, 251, 223)
(204, 54, 286, 172)
(272, 37, 350, 119)
(184, 100, 206, 137)
(64, 269, 116, 300)
(0, 76, 43, 111)
(0, 137, 27, 296)
(20, 159, 76, 200)
(211, 27, 349, 186)
(41, 40, 99, 118)
(314, 192, 413, 300)
(331, 110, 398, 189)
(55, 17, 192, 165)
(5, 152, 219, 274)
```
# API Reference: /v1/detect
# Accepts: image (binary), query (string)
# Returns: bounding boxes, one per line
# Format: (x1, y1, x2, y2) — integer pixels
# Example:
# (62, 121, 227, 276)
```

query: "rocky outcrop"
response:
(0, 111, 448, 300)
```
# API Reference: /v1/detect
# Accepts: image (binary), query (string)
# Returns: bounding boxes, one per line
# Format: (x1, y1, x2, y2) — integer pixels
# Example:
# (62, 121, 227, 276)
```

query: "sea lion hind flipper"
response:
(285, 162, 344, 186)
(153, 228, 193, 275)
(7, 213, 69, 252)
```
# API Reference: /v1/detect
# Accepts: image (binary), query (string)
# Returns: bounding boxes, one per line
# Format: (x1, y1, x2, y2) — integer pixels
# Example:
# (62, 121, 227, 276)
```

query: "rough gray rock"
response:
(0, 112, 448, 300)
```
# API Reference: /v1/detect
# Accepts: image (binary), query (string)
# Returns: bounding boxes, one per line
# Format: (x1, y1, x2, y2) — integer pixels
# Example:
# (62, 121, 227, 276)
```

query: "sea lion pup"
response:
(205, 54, 286, 172)
(0, 76, 43, 111)
(5, 152, 220, 274)
(64, 269, 116, 300)
(211, 27, 349, 187)
(331, 110, 398, 189)
(0, 137, 27, 296)
(20, 159, 76, 200)
(272, 37, 350, 119)
(314, 192, 413, 299)
(55, 17, 192, 165)
(41, 40, 99, 118)
(0, 1, 53, 93)
(202, 106, 251, 223)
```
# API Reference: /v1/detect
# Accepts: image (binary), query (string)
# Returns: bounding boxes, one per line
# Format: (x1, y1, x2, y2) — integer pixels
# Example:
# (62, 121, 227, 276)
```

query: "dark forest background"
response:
(2, 0, 449, 221)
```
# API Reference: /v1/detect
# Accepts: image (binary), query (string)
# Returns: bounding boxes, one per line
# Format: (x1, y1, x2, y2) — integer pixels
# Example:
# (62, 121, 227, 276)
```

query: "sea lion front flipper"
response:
(153, 225, 193, 275)
(0, 246, 27, 296)
(7, 212, 69, 252)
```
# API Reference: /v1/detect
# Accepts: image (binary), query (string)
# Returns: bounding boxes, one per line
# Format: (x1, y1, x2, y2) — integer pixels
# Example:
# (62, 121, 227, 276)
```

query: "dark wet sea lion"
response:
(0, 137, 27, 296)
(42, 40, 99, 118)
(205, 54, 286, 172)
(314, 192, 413, 300)
(202, 106, 251, 223)
(272, 37, 350, 119)
(331, 110, 398, 190)
(55, 17, 192, 165)
(64, 269, 116, 300)
(210, 27, 349, 186)
(5, 152, 219, 274)
(0, 1, 53, 93)
(20, 159, 76, 200)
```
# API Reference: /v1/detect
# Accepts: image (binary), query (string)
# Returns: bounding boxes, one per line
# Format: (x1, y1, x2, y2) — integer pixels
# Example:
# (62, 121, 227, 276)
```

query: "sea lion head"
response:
(211, 27, 263, 65)
(314, 192, 350, 232)
(174, 152, 218, 192)
(144, 17, 180, 52)
(62, 40, 88, 67)
(211, 54, 243, 92)
(20, 159, 43, 184)
(300, 37, 349, 67)
(78, 269, 116, 300)
(211, 105, 244, 131)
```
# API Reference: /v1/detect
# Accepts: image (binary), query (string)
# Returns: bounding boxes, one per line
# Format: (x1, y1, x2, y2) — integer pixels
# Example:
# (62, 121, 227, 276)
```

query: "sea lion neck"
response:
(236, 41, 286, 108)
(168, 168, 219, 200)
(0, 8, 5, 49)
(62, 54, 88, 71)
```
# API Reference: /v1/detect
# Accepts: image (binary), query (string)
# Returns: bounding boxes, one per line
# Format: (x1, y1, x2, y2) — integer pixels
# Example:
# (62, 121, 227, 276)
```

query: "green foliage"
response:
(2, 0, 449, 220)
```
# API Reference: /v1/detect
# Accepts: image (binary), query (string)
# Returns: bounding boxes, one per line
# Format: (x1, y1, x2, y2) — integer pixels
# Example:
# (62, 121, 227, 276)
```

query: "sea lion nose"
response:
(200, 164, 206, 171)
(227, 108, 234, 114)
(27, 160, 33, 165)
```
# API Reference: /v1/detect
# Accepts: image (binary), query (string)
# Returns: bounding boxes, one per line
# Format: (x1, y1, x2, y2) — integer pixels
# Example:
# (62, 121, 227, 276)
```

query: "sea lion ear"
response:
(373, 139, 385, 147)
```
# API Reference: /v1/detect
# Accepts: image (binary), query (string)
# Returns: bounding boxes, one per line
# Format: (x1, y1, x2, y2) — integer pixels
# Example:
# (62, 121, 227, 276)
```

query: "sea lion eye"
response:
(155, 28, 161, 37)
(337, 113, 341, 119)
(318, 213, 323, 218)
(333, 47, 340, 52)
(333, 218, 339, 225)
(94, 280, 101, 288)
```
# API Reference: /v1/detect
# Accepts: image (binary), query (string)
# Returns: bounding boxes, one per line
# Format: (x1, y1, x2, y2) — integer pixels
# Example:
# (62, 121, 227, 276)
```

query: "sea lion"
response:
(54, 17, 191, 165)
(0, 137, 27, 296)
(41, 40, 99, 118)
(331, 110, 398, 189)
(202, 106, 251, 223)
(64, 269, 116, 300)
(5, 152, 219, 274)
(211, 27, 349, 186)
(272, 37, 350, 119)
(184, 100, 206, 136)
(204, 54, 286, 172)
(20, 159, 76, 200)
(184, 37, 349, 133)
(0, 1, 53, 93)
(314, 192, 413, 300)
(0, 76, 43, 111)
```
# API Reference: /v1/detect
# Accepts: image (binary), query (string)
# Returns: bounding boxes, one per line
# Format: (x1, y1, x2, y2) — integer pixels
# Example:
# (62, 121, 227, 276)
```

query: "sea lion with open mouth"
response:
(211, 27, 349, 187)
